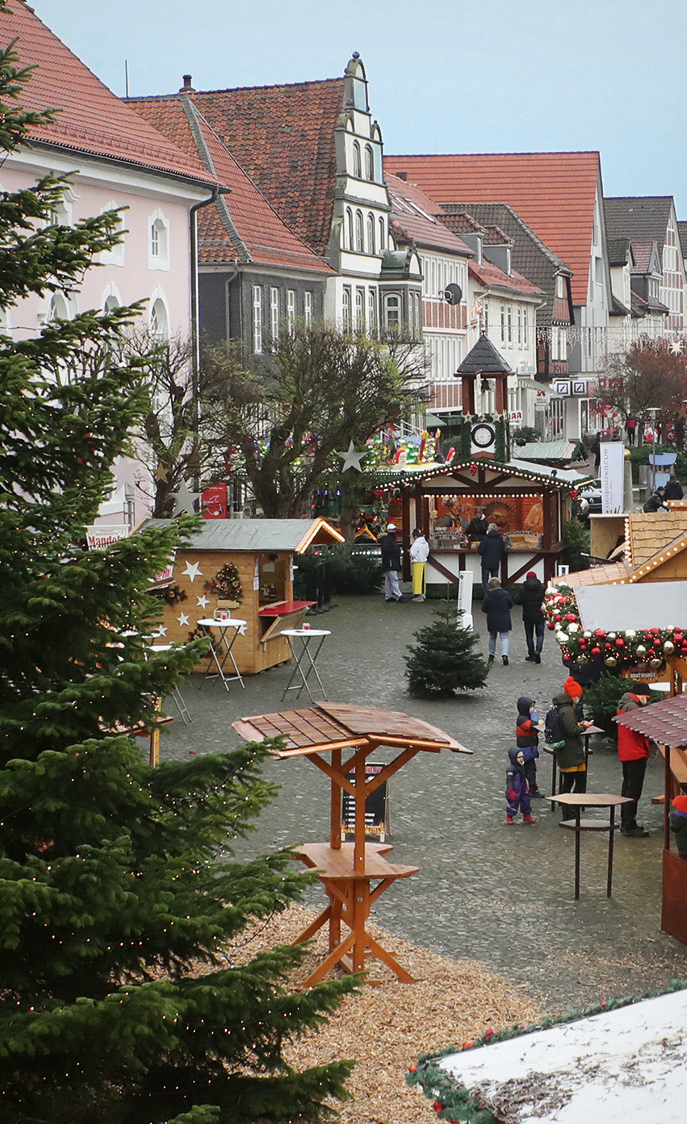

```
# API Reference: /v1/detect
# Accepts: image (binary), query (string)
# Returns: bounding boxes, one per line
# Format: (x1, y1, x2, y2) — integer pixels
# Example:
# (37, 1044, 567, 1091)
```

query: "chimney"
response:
(180, 75, 195, 93)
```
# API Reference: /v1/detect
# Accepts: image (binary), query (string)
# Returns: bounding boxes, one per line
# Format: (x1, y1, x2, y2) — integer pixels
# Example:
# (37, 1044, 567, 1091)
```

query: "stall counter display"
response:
(136, 518, 344, 676)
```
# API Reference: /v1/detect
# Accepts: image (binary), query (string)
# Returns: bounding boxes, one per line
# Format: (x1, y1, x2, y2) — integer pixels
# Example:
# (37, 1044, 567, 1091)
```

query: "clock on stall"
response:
(471, 423, 495, 449)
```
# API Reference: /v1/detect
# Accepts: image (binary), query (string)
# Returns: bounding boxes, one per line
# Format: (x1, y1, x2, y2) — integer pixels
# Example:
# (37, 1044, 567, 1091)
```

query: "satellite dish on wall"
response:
(444, 283, 462, 306)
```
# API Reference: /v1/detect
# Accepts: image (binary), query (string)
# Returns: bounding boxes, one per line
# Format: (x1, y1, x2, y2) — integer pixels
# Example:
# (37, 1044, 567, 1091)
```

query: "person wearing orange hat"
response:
(551, 677, 593, 819)
(670, 795, 687, 856)
(616, 682, 652, 838)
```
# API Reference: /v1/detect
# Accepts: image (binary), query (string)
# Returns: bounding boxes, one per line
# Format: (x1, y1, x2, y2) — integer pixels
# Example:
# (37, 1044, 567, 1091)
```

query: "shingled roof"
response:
(605, 196, 674, 256)
(457, 333, 512, 374)
(468, 256, 543, 298)
(384, 151, 602, 307)
(5, 1, 214, 187)
(128, 94, 331, 273)
(153, 78, 347, 258)
(385, 173, 473, 257)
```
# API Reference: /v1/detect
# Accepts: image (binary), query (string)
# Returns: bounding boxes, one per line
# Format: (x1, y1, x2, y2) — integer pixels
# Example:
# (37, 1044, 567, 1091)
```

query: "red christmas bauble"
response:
(564, 613, 577, 622)
(547, 622, 556, 630)
(615, 638, 625, 647)
(595, 629, 606, 638)
(591, 646, 601, 657)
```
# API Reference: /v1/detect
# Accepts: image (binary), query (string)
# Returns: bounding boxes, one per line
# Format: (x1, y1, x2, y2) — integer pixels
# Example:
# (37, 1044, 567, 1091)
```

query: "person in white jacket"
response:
(410, 528, 430, 602)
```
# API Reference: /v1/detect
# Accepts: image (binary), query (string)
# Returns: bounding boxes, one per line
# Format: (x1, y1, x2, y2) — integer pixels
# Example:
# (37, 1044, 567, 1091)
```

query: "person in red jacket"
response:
(616, 682, 652, 838)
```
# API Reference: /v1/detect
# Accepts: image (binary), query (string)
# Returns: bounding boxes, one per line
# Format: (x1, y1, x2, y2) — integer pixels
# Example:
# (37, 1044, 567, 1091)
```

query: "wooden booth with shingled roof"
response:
(138, 518, 343, 675)
(233, 702, 471, 985)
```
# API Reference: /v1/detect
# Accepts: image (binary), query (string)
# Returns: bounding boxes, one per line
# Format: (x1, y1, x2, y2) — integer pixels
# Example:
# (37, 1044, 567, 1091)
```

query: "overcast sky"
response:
(32, 0, 687, 215)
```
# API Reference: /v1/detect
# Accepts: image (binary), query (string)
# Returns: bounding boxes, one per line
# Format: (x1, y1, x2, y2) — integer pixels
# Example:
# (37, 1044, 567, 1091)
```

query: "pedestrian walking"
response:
(409, 527, 429, 602)
(481, 576, 512, 666)
(478, 523, 506, 593)
(551, 677, 592, 819)
(379, 523, 403, 602)
(625, 417, 637, 446)
(521, 570, 545, 663)
(505, 747, 536, 825)
(664, 475, 684, 501)
(516, 695, 544, 798)
(616, 681, 652, 838)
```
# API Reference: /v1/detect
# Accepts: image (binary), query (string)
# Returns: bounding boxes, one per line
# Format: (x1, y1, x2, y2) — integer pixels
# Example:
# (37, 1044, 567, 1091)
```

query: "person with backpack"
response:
(616, 681, 652, 838)
(516, 695, 543, 798)
(521, 571, 545, 663)
(505, 747, 536, 826)
(549, 677, 593, 819)
(481, 576, 513, 666)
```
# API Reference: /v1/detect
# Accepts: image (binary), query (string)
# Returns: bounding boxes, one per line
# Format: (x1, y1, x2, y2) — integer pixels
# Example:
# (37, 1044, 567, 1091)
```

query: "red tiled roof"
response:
(468, 258, 542, 297)
(185, 79, 346, 258)
(386, 173, 472, 256)
(4, 2, 214, 186)
(129, 96, 331, 273)
(384, 152, 602, 307)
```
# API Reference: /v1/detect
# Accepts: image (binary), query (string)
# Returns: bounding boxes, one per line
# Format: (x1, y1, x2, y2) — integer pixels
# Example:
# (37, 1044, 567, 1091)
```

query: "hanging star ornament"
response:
(336, 440, 367, 472)
(669, 339, 683, 355)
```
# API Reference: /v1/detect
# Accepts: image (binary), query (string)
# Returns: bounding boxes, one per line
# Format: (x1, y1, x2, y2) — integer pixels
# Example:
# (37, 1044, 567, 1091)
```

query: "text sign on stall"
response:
(599, 441, 625, 514)
(341, 762, 389, 840)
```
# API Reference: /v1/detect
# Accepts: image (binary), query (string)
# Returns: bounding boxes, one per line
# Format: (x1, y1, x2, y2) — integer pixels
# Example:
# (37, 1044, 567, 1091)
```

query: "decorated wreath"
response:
(544, 584, 686, 670)
(206, 562, 243, 603)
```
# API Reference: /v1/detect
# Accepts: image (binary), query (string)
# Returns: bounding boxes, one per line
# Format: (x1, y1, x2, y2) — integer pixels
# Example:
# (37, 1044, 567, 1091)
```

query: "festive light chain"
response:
(408, 976, 687, 1123)
(543, 583, 686, 670)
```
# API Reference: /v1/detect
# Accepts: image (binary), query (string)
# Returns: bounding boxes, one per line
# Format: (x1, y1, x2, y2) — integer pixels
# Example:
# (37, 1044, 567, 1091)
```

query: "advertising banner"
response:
(599, 440, 625, 514)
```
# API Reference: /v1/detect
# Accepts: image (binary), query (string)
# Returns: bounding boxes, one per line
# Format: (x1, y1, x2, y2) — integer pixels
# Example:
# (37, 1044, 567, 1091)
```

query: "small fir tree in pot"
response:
(405, 603, 489, 697)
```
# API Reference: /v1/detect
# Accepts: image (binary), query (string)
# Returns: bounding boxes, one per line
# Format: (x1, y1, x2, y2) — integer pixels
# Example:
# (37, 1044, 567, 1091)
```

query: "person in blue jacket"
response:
(506, 747, 536, 825)
(516, 695, 543, 798)
(478, 523, 506, 592)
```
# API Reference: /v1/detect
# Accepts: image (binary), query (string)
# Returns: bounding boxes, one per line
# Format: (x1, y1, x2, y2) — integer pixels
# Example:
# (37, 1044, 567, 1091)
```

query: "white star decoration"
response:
(196, 595, 209, 609)
(336, 440, 366, 472)
(154, 625, 168, 637)
(183, 560, 203, 582)
(670, 339, 683, 355)
(177, 613, 190, 627)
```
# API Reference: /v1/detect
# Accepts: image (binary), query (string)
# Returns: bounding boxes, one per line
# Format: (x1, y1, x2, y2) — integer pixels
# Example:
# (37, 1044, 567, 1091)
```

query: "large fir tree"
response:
(0, 21, 355, 1123)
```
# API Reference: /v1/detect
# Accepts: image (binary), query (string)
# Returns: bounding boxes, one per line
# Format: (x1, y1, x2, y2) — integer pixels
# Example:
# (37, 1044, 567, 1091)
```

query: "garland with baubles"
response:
(544, 584, 686, 670)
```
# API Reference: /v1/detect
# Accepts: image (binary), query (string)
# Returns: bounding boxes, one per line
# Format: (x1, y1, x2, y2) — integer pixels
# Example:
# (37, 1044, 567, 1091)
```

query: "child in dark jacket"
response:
(516, 695, 544, 798)
(506, 747, 536, 825)
(670, 795, 687, 857)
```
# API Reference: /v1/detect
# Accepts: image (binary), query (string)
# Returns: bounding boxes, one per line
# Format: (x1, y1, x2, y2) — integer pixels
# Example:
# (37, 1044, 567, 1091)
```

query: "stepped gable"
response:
(4, 1, 213, 185)
(129, 94, 331, 272)
(457, 332, 512, 374)
(187, 78, 346, 258)
(385, 151, 601, 307)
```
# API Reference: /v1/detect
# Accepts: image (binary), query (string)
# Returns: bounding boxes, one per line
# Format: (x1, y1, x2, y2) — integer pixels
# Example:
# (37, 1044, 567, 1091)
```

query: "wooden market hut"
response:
(381, 455, 591, 589)
(138, 518, 343, 674)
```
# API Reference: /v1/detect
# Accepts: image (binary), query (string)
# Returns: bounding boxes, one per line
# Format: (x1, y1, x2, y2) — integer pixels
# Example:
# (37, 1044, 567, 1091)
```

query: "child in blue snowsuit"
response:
(506, 747, 535, 824)
(516, 695, 543, 799)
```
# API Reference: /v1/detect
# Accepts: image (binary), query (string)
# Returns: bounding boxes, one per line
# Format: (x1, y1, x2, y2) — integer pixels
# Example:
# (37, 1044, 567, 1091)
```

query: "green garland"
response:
(407, 977, 687, 1122)
(544, 583, 686, 672)
(206, 562, 243, 603)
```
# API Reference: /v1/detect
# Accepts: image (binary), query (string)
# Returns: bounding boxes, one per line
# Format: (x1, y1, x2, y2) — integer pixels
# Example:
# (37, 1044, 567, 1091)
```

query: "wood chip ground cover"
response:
(227, 905, 542, 1123)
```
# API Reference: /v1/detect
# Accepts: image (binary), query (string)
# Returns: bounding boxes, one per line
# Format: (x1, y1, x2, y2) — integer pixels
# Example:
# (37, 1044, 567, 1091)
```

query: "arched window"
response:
(378, 217, 385, 253)
(366, 213, 375, 254)
(148, 208, 170, 270)
(150, 296, 169, 341)
(355, 210, 364, 252)
(346, 208, 354, 250)
(48, 292, 71, 321)
(352, 140, 362, 178)
(342, 286, 351, 330)
(365, 145, 374, 181)
(99, 202, 125, 266)
(368, 289, 377, 336)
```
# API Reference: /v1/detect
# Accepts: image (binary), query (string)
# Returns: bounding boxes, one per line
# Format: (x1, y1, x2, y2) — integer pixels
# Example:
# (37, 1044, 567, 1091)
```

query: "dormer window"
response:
(365, 145, 374, 181)
(556, 274, 566, 299)
(352, 141, 362, 179)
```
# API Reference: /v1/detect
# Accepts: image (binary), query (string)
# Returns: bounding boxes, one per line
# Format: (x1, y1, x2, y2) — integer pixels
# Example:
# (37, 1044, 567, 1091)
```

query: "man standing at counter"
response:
(478, 523, 506, 593)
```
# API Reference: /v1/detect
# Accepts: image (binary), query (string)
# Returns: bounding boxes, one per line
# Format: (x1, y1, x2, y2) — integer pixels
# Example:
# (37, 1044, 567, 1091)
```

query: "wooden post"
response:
(354, 753, 367, 871)
(149, 696, 162, 767)
(330, 748, 342, 850)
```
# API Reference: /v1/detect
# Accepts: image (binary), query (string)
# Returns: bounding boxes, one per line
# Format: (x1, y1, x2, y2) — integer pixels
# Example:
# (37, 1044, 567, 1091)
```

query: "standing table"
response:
(550, 792, 632, 899)
(281, 627, 330, 701)
(196, 618, 246, 691)
(146, 644, 192, 724)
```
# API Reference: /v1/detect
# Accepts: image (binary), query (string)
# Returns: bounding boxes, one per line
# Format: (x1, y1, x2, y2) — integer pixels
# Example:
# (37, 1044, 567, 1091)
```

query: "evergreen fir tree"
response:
(0, 24, 355, 1124)
(405, 603, 489, 698)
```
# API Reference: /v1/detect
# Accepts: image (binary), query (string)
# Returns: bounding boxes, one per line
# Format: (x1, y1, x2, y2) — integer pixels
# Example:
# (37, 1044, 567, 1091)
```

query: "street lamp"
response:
(646, 407, 660, 492)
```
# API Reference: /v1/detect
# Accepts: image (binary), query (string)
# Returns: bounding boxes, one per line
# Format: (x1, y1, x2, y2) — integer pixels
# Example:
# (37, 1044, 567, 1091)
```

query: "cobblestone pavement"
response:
(160, 592, 687, 1015)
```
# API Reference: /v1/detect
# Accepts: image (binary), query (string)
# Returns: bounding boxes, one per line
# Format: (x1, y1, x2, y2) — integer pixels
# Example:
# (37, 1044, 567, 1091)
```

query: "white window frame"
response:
(149, 289, 170, 341)
(355, 210, 364, 252)
(384, 293, 400, 332)
(253, 285, 263, 353)
(378, 217, 385, 253)
(367, 212, 375, 254)
(342, 286, 351, 330)
(270, 286, 279, 341)
(99, 201, 125, 266)
(287, 289, 296, 333)
(365, 144, 374, 181)
(148, 208, 170, 271)
(368, 288, 377, 335)
(304, 290, 313, 327)
(346, 208, 354, 250)
(355, 287, 365, 330)
(352, 141, 362, 178)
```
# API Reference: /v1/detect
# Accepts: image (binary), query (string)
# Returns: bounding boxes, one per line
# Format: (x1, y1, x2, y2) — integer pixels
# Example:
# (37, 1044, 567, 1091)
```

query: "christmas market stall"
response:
(138, 518, 343, 675)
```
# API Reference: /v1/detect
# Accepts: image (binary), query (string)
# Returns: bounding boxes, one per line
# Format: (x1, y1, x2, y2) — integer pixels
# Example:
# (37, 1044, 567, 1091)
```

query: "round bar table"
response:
(196, 618, 247, 691)
(550, 792, 632, 899)
(280, 627, 330, 702)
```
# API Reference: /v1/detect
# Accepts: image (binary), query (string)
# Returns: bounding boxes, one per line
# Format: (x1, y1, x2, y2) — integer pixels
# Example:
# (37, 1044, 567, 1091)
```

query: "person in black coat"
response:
(379, 523, 403, 602)
(481, 576, 513, 665)
(466, 509, 489, 541)
(643, 486, 668, 512)
(520, 570, 545, 663)
(477, 523, 506, 593)
(664, 475, 684, 501)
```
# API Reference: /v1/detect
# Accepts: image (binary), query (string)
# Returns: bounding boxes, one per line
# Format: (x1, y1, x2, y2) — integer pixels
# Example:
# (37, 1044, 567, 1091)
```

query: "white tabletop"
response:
(281, 628, 331, 637)
(197, 618, 247, 628)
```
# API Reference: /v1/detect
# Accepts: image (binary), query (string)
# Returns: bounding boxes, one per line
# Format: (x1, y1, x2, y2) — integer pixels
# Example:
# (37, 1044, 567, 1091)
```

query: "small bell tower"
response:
(453, 334, 512, 460)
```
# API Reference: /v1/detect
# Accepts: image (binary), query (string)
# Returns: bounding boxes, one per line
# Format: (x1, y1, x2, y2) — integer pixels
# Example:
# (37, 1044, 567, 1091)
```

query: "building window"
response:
(252, 285, 263, 353)
(517, 306, 522, 345)
(150, 296, 169, 341)
(148, 209, 170, 270)
(500, 304, 506, 343)
(368, 289, 377, 335)
(346, 208, 353, 250)
(352, 140, 362, 178)
(342, 286, 351, 330)
(384, 293, 400, 332)
(556, 274, 566, 298)
(356, 287, 365, 329)
(523, 306, 528, 346)
(379, 217, 385, 253)
(365, 144, 374, 181)
(304, 290, 313, 327)
(270, 287, 279, 340)
(367, 212, 375, 254)
(355, 210, 364, 252)
(99, 202, 125, 266)
(507, 306, 512, 344)
(287, 289, 296, 333)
